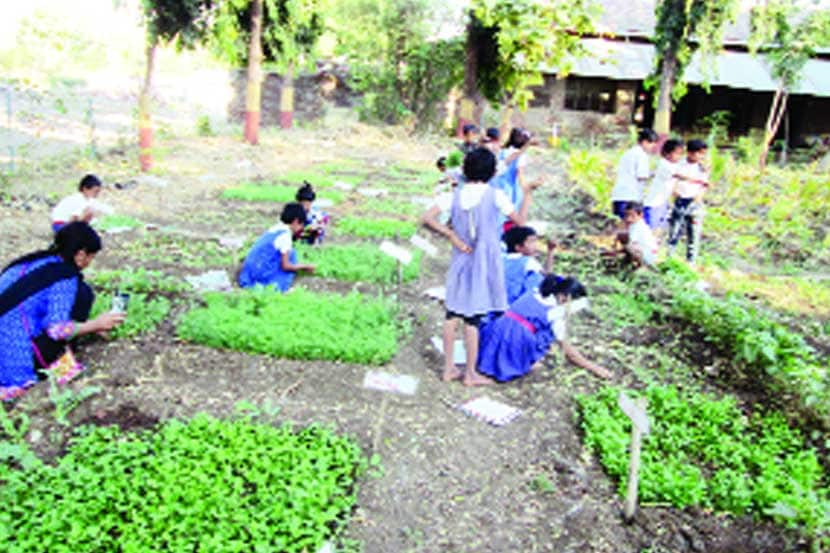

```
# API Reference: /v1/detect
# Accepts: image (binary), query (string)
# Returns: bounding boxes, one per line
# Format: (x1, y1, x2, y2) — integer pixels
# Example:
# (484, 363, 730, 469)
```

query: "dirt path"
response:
(2, 129, 803, 552)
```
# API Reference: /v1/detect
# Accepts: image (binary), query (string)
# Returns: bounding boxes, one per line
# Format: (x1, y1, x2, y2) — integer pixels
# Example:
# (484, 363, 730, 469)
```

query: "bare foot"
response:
(462, 371, 494, 387)
(442, 367, 463, 382)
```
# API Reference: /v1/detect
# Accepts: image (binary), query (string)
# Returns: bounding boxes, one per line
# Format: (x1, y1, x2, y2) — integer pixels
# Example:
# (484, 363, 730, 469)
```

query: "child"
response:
(295, 182, 329, 245)
(622, 202, 659, 268)
(421, 147, 538, 386)
(502, 226, 556, 304)
(458, 124, 480, 155)
(667, 139, 711, 265)
(492, 128, 535, 228)
(644, 138, 684, 234)
(478, 275, 612, 383)
(610, 129, 658, 219)
(51, 174, 114, 233)
(238, 203, 315, 292)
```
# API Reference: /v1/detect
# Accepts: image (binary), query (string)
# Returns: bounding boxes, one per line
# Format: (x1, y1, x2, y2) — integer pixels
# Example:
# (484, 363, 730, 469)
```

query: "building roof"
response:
(558, 38, 830, 97)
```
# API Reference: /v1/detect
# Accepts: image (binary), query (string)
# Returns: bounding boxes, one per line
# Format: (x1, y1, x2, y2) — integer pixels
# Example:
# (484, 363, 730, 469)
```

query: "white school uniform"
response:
(628, 218, 658, 265)
(611, 145, 650, 202)
(51, 193, 114, 224)
(644, 158, 679, 208)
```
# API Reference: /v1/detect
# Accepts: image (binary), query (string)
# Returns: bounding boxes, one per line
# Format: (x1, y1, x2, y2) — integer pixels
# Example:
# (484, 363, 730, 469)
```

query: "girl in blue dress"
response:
(478, 276, 611, 383)
(0, 222, 124, 400)
(421, 147, 537, 386)
(238, 203, 315, 292)
(295, 182, 330, 245)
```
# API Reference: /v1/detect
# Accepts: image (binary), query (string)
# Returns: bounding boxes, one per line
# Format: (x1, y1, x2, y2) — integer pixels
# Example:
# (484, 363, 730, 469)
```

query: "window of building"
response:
(564, 78, 617, 113)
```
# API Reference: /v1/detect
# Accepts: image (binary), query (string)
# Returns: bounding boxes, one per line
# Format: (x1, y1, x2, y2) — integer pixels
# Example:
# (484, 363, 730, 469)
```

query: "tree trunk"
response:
(244, 0, 263, 145)
(138, 41, 157, 172)
(459, 16, 484, 136)
(759, 86, 788, 171)
(653, 52, 677, 136)
(279, 63, 295, 129)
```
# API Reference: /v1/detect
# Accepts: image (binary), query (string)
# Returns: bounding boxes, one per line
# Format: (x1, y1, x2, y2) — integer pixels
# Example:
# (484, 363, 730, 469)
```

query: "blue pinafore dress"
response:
(238, 228, 297, 292)
(477, 291, 558, 382)
(444, 186, 508, 318)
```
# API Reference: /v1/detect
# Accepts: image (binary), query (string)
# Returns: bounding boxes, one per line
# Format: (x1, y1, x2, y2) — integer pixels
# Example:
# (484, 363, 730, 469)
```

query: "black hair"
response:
(661, 138, 683, 157)
(504, 127, 530, 149)
(462, 147, 497, 183)
(624, 201, 644, 215)
(540, 275, 587, 299)
(687, 139, 708, 152)
(3, 222, 102, 272)
(78, 174, 102, 192)
(436, 156, 447, 171)
(637, 129, 658, 143)
(462, 124, 478, 135)
(281, 202, 307, 224)
(295, 181, 316, 202)
(485, 127, 500, 141)
(503, 226, 537, 253)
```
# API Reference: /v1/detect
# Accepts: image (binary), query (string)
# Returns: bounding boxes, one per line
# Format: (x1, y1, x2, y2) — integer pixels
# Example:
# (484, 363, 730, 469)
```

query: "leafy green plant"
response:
(178, 288, 405, 364)
(95, 214, 142, 231)
(335, 216, 417, 239)
(47, 373, 100, 427)
(280, 170, 365, 189)
(297, 243, 422, 284)
(356, 198, 421, 217)
(222, 184, 344, 204)
(566, 149, 617, 213)
(592, 292, 658, 328)
(578, 385, 829, 542)
(88, 267, 190, 294)
(120, 233, 239, 270)
(0, 415, 367, 552)
(89, 292, 171, 339)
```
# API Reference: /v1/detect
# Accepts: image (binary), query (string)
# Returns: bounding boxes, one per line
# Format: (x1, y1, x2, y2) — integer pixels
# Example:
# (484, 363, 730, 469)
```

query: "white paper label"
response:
(380, 240, 413, 265)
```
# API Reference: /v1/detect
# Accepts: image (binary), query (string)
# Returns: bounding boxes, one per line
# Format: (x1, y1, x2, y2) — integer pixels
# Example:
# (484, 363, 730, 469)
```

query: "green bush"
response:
(0, 415, 366, 552)
(335, 216, 417, 239)
(178, 288, 404, 364)
(578, 385, 829, 539)
(297, 243, 421, 284)
(566, 149, 617, 213)
(89, 292, 170, 339)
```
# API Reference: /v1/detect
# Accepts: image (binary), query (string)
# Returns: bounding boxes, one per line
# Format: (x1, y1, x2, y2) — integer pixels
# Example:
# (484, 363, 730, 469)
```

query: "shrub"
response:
(566, 149, 617, 213)
(0, 415, 367, 552)
(178, 288, 404, 364)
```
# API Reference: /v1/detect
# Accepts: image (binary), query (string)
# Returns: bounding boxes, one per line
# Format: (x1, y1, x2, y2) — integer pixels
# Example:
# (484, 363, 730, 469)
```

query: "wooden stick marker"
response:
(618, 392, 650, 522)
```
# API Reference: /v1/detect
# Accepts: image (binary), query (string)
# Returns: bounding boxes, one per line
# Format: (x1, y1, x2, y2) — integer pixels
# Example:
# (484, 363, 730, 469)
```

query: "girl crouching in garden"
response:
(478, 276, 612, 383)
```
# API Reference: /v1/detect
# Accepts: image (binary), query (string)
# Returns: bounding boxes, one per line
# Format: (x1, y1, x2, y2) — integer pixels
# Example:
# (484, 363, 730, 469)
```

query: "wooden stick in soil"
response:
(618, 394, 650, 523)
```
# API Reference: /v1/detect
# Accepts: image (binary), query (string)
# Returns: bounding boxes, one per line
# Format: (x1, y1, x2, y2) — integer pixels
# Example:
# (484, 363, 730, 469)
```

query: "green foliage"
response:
(47, 374, 100, 427)
(211, 0, 324, 71)
(578, 386, 829, 540)
(565, 149, 616, 213)
(471, 0, 598, 109)
(0, 415, 367, 551)
(95, 214, 142, 231)
(222, 183, 343, 204)
(661, 260, 830, 426)
(297, 243, 422, 284)
(195, 114, 214, 136)
(650, 0, 739, 102)
(178, 288, 404, 364)
(445, 150, 463, 168)
(593, 292, 657, 328)
(121, 233, 238, 270)
(140, 0, 214, 48)
(336, 216, 417, 239)
(329, 0, 464, 127)
(90, 292, 171, 339)
(88, 267, 190, 294)
(357, 198, 420, 217)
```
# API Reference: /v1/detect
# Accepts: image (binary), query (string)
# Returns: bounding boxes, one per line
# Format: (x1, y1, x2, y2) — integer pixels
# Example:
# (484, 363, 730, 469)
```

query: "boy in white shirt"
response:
(644, 138, 684, 236)
(621, 202, 658, 268)
(51, 174, 114, 233)
(610, 129, 658, 219)
(667, 139, 711, 265)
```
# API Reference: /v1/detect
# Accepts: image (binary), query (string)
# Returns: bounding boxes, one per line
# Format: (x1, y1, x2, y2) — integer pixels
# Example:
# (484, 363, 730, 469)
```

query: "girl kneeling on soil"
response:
(477, 275, 612, 383)
(238, 203, 315, 292)
(295, 182, 329, 245)
(0, 222, 125, 400)
(51, 174, 114, 233)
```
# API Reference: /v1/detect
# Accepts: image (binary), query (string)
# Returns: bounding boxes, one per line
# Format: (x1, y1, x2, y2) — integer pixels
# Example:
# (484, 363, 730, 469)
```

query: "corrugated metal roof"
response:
(555, 38, 830, 97)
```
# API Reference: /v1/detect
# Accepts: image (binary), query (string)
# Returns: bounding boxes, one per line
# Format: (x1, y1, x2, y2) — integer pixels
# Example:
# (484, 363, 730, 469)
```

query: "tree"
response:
(328, 0, 464, 129)
(138, 0, 214, 170)
(649, 0, 738, 135)
(749, 0, 830, 169)
(460, 0, 598, 133)
(212, 0, 324, 141)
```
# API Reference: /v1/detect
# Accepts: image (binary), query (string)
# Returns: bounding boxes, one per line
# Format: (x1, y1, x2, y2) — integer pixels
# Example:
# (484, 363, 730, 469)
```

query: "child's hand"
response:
(450, 234, 472, 254)
(304, 264, 316, 273)
(522, 177, 543, 192)
(546, 237, 558, 252)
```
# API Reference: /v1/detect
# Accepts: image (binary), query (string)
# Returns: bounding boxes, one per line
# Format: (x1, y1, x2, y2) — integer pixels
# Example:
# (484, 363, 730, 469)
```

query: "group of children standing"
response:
(423, 140, 611, 387)
(610, 129, 711, 267)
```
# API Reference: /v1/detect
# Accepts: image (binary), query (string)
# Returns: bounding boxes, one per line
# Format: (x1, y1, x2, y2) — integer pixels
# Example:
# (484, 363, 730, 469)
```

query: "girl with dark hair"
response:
(294, 181, 330, 245)
(0, 222, 124, 400)
(51, 174, 114, 233)
(477, 275, 611, 383)
(491, 128, 537, 232)
(238, 203, 316, 292)
(421, 147, 539, 386)
(501, 225, 556, 304)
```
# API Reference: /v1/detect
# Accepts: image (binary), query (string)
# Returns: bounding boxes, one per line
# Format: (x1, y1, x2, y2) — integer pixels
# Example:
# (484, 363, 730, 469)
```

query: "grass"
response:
(297, 243, 422, 284)
(222, 183, 344, 204)
(335, 217, 417, 239)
